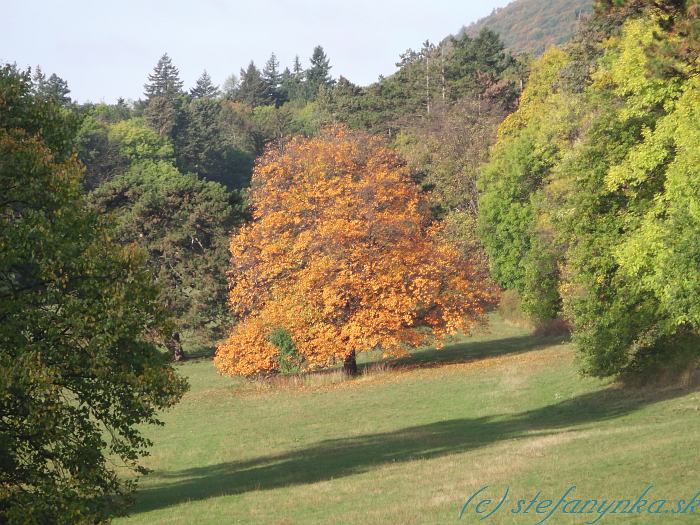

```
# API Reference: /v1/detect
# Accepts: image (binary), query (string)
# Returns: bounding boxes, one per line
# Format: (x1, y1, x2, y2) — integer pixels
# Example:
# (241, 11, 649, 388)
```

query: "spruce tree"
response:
(236, 61, 267, 107)
(144, 53, 184, 100)
(143, 54, 184, 138)
(190, 70, 220, 99)
(284, 56, 308, 101)
(306, 45, 334, 98)
(263, 53, 287, 106)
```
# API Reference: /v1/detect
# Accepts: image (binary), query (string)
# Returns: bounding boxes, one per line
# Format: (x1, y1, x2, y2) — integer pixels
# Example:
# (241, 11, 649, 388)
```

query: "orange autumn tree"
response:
(215, 128, 497, 376)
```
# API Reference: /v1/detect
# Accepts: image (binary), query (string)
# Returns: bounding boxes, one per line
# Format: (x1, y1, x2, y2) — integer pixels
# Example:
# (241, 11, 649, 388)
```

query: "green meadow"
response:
(118, 317, 700, 524)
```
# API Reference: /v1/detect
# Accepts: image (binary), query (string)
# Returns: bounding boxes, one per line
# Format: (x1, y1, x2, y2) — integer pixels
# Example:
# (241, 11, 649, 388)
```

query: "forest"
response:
(1, 0, 699, 523)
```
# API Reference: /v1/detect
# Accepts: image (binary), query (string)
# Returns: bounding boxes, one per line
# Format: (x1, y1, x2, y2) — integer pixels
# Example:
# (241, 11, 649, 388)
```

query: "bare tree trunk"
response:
(343, 349, 358, 376)
(167, 331, 186, 362)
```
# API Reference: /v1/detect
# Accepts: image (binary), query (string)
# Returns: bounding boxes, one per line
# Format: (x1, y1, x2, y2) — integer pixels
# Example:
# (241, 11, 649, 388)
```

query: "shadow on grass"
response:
(315, 332, 567, 379)
(383, 333, 569, 371)
(129, 383, 693, 515)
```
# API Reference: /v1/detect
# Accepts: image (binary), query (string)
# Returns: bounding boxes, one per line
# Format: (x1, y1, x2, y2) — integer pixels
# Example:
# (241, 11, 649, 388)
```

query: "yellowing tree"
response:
(215, 128, 496, 376)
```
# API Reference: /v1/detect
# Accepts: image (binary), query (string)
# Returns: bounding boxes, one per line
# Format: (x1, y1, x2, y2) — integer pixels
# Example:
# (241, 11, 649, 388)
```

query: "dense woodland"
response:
(2, 0, 700, 522)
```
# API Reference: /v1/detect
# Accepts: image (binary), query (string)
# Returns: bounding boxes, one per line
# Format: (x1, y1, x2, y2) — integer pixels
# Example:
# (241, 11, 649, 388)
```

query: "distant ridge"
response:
(460, 0, 593, 55)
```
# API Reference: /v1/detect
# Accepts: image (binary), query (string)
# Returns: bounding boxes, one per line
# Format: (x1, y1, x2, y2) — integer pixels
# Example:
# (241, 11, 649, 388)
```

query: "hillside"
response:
(462, 0, 593, 55)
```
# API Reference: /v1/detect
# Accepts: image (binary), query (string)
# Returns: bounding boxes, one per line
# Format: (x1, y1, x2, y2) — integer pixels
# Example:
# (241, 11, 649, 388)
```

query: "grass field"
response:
(116, 316, 700, 524)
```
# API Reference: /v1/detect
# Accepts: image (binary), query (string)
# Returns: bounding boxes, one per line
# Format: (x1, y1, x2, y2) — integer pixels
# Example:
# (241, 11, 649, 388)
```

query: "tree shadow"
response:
(129, 384, 693, 515)
(382, 333, 569, 371)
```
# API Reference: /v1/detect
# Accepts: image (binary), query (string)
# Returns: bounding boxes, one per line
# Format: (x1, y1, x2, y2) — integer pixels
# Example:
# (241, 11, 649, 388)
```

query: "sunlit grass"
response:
(117, 316, 700, 524)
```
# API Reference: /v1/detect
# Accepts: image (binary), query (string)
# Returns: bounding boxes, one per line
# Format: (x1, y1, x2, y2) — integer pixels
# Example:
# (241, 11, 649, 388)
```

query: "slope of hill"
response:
(462, 0, 593, 55)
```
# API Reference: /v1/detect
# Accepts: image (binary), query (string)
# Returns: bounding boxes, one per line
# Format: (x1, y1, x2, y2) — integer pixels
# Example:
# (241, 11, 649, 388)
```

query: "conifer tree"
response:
(283, 56, 307, 101)
(31, 65, 46, 94)
(293, 55, 304, 76)
(43, 73, 71, 105)
(190, 70, 220, 99)
(236, 61, 267, 107)
(306, 45, 334, 98)
(31, 67, 71, 106)
(262, 53, 286, 106)
(143, 54, 184, 138)
(143, 53, 184, 100)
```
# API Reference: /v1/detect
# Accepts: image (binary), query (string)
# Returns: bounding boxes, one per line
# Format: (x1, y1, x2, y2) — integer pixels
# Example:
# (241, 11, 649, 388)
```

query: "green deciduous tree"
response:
(0, 65, 187, 523)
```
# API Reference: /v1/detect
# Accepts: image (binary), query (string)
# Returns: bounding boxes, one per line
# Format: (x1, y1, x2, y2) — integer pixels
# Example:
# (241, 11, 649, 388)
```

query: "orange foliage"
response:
(214, 128, 497, 376)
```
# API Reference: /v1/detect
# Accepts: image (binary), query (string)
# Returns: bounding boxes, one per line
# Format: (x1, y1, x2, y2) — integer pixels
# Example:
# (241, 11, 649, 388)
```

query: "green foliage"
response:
(268, 328, 304, 375)
(447, 29, 515, 99)
(108, 118, 174, 161)
(32, 66, 72, 106)
(75, 113, 129, 190)
(89, 159, 243, 355)
(480, 6, 700, 379)
(0, 65, 187, 523)
(320, 31, 524, 136)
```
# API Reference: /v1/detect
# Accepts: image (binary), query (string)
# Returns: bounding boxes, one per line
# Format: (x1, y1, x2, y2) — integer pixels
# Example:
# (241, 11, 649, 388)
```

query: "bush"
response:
(269, 328, 304, 375)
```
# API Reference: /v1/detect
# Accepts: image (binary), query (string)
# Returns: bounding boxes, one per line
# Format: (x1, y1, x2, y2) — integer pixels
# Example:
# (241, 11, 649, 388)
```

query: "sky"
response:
(3, 0, 513, 104)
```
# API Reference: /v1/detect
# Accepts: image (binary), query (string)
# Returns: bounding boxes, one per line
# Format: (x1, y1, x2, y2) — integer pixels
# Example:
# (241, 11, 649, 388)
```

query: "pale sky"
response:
(3, 0, 512, 103)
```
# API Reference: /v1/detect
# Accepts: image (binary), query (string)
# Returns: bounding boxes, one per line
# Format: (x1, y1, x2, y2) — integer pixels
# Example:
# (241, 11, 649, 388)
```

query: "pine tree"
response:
(262, 53, 280, 88)
(190, 70, 220, 99)
(144, 53, 184, 100)
(306, 45, 334, 98)
(236, 61, 268, 107)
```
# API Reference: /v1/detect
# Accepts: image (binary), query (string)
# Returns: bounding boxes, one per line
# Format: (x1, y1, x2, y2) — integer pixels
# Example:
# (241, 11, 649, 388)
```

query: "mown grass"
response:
(117, 316, 700, 524)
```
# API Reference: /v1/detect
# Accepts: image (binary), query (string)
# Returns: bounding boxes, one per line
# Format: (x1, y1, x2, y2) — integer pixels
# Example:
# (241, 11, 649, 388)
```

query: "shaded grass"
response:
(117, 316, 700, 524)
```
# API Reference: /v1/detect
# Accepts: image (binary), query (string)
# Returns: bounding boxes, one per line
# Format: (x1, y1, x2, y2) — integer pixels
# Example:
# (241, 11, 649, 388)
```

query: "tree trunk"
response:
(167, 332, 186, 362)
(343, 349, 358, 376)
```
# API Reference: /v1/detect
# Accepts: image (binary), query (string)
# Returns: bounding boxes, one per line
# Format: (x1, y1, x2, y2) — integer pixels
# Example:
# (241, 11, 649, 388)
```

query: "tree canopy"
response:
(0, 65, 187, 523)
